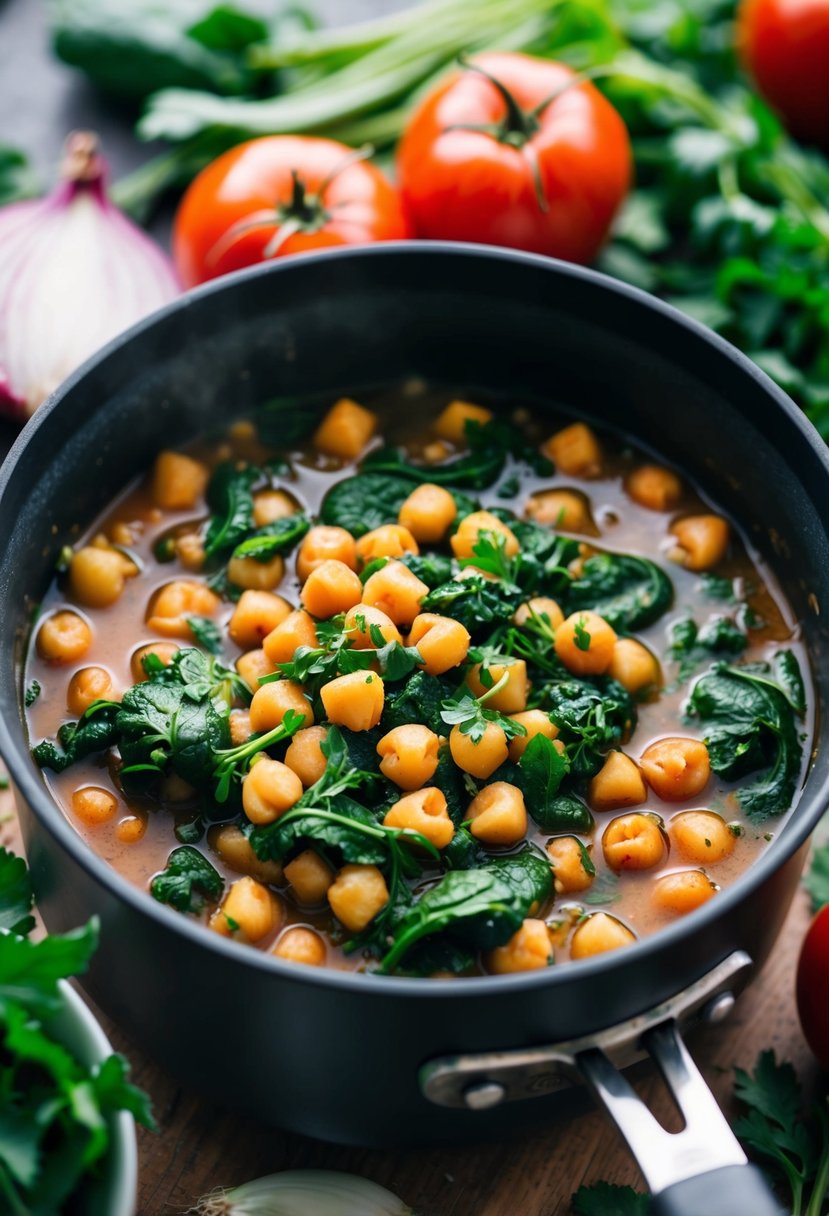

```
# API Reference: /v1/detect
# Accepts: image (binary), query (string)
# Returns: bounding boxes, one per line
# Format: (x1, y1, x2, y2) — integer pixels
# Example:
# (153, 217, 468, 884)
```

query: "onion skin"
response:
(193, 1169, 413, 1216)
(0, 132, 179, 422)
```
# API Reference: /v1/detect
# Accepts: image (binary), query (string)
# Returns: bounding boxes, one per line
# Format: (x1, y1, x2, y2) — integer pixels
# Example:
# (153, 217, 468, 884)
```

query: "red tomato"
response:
(796, 902, 829, 1067)
(737, 0, 829, 148)
(396, 52, 632, 264)
(173, 136, 413, 287)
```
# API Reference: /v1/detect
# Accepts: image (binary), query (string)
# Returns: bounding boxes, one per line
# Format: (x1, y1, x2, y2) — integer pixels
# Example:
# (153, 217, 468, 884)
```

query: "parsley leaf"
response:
(0, 848, 35, 935)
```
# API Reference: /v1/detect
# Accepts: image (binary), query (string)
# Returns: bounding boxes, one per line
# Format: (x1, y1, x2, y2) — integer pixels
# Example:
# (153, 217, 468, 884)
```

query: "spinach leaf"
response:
(518, 735, 573, 827)
(421, 573, 524, 634)
(400, 551, 455, 589)
(668, 613, 748, 681)
(32, 702, 121, 773)
(534, 792, 594, 835)
(0, 848, 35, 936)
(383, 671, 455, 735)
(566, 553, 673, 630)
(687, 662, 803, 820)
(50, 0, 270, 101)
(541, 677, 636, 778)
(363, 438, 505, 490)
(231, 513, 310, 562)
(204, 461, 257, 558)
(256, 398, 326, 447)
(320, 473, 411, 537)
(117, 681, 230, 786)
(187, 614, 223, 655)
(145, 645, 249, 706)
(442, 825, 486, 871)
(379, 850, 552, 972)
(150, 846, 224, 913)
(773, 650, 807, 714)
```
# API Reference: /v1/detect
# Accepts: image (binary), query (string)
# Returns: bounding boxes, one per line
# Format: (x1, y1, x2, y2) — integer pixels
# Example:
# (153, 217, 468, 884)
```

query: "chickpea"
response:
(37, 611, 92, 665)
(449, 722, 508, 779)
(69, 546, 133, 608)
(242, 757, 303, 825)
(625, 464, 683, 512)
(320, 671, 384, 731)
(361, 561, 428, 628)
(328, 863, 389, 932)
(272, 926, 327, 967)
(451, 510, 519, 561)
(608, 638, 661, 696)
(398, 483, 457, 543)
(554, 610, 617, 676)
(652, 869, 717, 915)
(669, 514, 730, 572)
(547, 836, 594, 894)
(487, 919, 553, 974)
(210, 876, 283, 944)
(640, 737, 711, 801)
(423, 439, 453, 464)
(236, 647, 275, 693)
(250, 680, 313, 732)
(407, 613, 470, 676)
(377, 725, 441, 790)
(506, 710, 559, 761)
(433, 400, 493, 445)
(525, 489, 596, 534)
(284, 725, 329, 787)
(227, 552, 285, 592)
(570, 912, 636, 959)
(229, 711, 252, 745)
(356, 524, 419, 569)
(115, 815, 147, 844)
(513, 596, 565, 631)
(669, 810, 736, 865)
(542, 422, 602, 478)
(71, 786, 118, 826)
(263, 609, 318, 665)
(174, 533, 205, 572)
(384, 787, 455, 849)
(284, 849, 335, 904)
(464, 781, 528, 847)
(253, 488, 300, 528)
(151, 450, 209, 510)
(602, 812, 667, 871)
(312, 398, 377, 460)
(589, 751, 647, 812)
(300, 559, 363, 619)
(344, 605, 402, 649)
(208, 824, 282, 885)
(147, 580, 220, 639)
(296, 526, 357, 582)
(228, 590, 292, 650)
(130, 641, 179, 683)
(67, 666, 116, 715)
(466, 659, 529, 713)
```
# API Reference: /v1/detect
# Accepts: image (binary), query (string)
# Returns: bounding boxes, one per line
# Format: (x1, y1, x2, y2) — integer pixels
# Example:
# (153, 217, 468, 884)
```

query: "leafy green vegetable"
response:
(150, 845, 224, 912)
(383, 671, 454, 736)
(566, 554, 673, 631)
(24, 680, 41, 708)
(231, 512, 310, 562)
(440, 678, 528, 745)
(187, 614, 223, 654)
(0, 848, 34, 936)
(379, 850, 553, 973)
(399, 551, 455, 589)
(804, 843, 829, 914)
(571, 1182, 648, 1215)
(32, 702, 120, 773)
(517, 734, 571, 824)
(204, 461, 257, 557)
(668, 613, 748, 681)
(541, 677, 636, 778)
(50, 0, 273, 101)
(687, 661, 803, 820)
(320, 473, 412, 537)
(422, 573, 524, 635)
(774, 650, 807, 714)
(117, 679, 230, 786)
(526, 787, 593, 835)
(0, 145, 40, 206)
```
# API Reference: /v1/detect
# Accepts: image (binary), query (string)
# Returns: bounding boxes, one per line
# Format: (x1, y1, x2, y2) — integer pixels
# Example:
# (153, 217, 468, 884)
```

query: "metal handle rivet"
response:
(463, 1080, 506, 1111)
(703, 992, 735, 1025)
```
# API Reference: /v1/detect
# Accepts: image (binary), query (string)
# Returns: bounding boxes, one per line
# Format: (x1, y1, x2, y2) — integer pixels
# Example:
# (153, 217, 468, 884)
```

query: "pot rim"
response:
(2, 240, 827, 1001)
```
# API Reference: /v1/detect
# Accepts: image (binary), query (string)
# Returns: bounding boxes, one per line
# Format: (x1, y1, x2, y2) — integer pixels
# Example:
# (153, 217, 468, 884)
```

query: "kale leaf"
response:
(686, 661, 803, 820)
(566, 553, 673, 631)
(150, 846, 224, 913)
(378, 850, 553, 972)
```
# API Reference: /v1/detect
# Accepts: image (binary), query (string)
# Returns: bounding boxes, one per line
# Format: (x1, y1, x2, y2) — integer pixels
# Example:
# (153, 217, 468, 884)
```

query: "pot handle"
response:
(576, 1020, 786, 1215)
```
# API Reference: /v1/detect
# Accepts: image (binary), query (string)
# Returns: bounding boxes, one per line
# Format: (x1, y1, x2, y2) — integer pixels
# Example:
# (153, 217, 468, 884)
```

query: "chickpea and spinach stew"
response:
(26, 392, 811, 977)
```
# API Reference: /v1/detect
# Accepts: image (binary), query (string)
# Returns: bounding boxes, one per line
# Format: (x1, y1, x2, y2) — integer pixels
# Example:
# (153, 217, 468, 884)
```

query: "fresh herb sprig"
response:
(440, 672, 528, 743)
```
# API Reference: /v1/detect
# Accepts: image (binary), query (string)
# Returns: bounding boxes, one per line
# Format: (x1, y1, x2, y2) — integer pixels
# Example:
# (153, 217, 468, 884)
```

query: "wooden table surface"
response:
(0, 772, 817, 1216)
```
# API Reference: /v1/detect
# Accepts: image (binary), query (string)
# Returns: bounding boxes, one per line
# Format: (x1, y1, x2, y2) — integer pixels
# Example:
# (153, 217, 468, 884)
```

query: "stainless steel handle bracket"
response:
(420, 950, 752, 1112)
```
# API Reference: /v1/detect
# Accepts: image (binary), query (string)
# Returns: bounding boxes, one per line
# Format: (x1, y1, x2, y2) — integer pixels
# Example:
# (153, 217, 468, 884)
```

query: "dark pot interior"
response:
(1, 243, 828, 1145)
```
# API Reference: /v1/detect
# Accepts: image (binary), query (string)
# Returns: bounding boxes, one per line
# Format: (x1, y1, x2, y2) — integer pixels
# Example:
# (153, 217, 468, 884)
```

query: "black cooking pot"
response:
(1, 244, 827, 1216)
